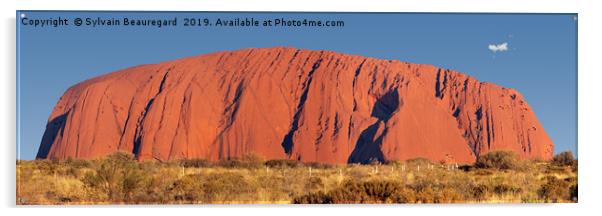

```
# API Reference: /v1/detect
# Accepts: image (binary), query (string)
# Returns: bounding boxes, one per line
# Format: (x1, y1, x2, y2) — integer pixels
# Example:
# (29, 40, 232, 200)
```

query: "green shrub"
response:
(414, 187, 436, 203)
(410, 176, 438, 194)
(408, 176, 464, 203)
(434, 187, 463, 203)
(304, 161, 334, 169)
(346, 166, 370, 180)
(384, 160, 403, 167)
(292, 179, 409, 204)
(179, 159, 212, 168)
(169, 174, 204, 202)
(81, 151, 147, 202)
(265, 159, 301, 168)
(216, 159, 244, 168)
(544, 164, 568, 174)
(33, 159, 60, 175)
(360, 180, 404, 203)
(304, 176, 324, 192)
(390, 187, 416, 203)
(256, 175, 288, 201)
(570, 184, 578, 202)
(202, 172, 257, 202)
(135, 167, 180, 204)
(121, 166, 147, 201)
(63, 158, 91, 169)
(470, 184, 489, 201)
(241, 153, 265, 168)
(405, 158, 434, 166)
(473, 169, 494, 176)
(217, 153, 264, 169)
(445, 174, 477, 200)
(328, 180, 366, 203)
(292, 191, 333, 204)
(457, 164, 474, 172)
(475, 151, 520, 170)
(538, 176, 570, 203)
(520, 194, 538, 203)
(552, 151, 576, 167)
(492, 183, 522, 196)
(563, 176, 577, 184)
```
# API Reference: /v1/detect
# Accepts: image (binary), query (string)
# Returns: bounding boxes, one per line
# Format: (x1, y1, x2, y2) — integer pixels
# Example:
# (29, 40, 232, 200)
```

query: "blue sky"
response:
(17, 12, 577, 160)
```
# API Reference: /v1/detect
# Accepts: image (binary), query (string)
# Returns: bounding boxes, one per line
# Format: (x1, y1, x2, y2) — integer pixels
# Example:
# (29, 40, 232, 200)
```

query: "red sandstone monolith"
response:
(37, 47, 554, 164)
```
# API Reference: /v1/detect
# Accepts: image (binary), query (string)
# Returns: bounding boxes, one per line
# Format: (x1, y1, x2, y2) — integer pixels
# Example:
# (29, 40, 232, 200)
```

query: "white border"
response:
(2, 0, 601, 215)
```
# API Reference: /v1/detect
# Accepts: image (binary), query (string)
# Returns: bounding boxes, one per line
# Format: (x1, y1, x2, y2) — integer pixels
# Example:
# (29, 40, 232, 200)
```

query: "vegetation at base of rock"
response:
(17, 151, 577, 204)
(475, 151, 522, 170)
(552, 151, 576, 167)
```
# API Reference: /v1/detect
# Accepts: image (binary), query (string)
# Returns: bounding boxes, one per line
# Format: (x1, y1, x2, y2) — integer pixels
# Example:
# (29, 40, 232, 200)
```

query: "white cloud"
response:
(488, 42, 509, 53)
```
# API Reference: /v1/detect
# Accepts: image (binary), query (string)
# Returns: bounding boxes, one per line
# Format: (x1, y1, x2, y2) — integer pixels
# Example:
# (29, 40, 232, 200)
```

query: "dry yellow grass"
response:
(16, 152, 577, 205)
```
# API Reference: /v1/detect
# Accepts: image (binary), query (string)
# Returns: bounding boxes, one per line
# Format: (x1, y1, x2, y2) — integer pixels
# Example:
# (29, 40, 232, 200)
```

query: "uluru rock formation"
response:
(36, 47, 554, 164)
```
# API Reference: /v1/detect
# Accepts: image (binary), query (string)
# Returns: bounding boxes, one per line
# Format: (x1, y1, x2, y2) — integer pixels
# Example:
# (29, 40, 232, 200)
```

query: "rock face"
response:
(36, 47, 554, 164)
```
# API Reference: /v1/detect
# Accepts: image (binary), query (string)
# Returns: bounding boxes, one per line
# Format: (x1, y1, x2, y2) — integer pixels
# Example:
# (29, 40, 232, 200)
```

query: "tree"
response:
(82, 152, 146, 202)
